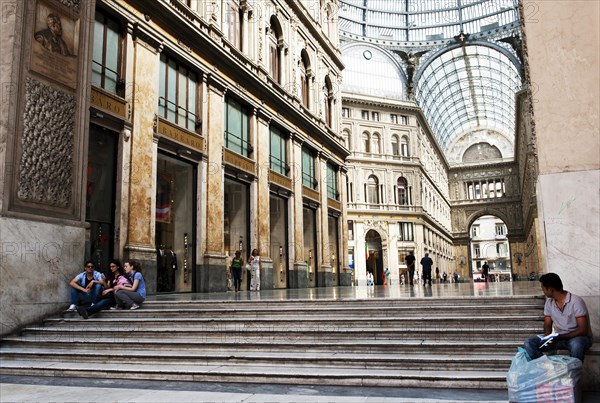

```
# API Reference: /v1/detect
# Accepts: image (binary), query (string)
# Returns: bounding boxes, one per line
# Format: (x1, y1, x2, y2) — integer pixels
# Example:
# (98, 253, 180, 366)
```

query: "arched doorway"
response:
(365, 230, 384, 285)
(468, 215, 512, 282)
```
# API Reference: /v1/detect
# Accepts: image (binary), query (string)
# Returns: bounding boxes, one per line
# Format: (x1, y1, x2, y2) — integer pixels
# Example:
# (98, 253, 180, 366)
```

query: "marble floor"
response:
(148, 280, 544, 302)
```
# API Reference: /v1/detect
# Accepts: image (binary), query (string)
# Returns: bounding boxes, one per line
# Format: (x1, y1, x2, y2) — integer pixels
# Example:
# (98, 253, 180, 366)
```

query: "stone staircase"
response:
(0, 295, 549, 388)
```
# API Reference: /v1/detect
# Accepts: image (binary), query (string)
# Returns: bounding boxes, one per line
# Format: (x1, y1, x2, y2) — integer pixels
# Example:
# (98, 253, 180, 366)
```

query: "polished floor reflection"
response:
(149, 280, 543, 302)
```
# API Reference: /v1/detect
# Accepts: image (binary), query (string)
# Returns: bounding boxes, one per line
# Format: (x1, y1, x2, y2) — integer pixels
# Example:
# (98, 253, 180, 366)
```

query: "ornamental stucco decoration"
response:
(58, 0, 80, 13)
(18, 77, 74, 207)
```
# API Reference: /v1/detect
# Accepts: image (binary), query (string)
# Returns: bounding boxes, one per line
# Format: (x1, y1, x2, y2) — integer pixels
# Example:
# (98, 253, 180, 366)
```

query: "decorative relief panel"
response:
(58, 0, 80, 13)
(17, 78, 75, 207)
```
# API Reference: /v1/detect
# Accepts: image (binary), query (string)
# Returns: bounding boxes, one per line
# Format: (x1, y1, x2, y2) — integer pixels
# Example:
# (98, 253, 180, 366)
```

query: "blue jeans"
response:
(524, 334, 592, 362)
(84, 294, 116, 316)
(70, 284, 102, 305)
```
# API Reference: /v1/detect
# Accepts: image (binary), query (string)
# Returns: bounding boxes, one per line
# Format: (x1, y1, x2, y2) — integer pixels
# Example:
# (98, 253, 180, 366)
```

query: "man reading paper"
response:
(524, 273, 593, 362)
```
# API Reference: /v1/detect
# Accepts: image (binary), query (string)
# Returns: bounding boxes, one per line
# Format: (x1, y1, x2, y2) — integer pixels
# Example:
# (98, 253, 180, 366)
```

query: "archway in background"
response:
(365, 229, 384, 285)
(468, 215, 512, 282)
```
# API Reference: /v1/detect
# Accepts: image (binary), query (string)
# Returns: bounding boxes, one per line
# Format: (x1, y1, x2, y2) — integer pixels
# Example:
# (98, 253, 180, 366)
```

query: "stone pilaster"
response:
(317, 154, 332, 287)
(255, 110, 272, 289)
(198, 77, 227, 292)
(123, 25, 161, 290)
(289, 137, 308, 288)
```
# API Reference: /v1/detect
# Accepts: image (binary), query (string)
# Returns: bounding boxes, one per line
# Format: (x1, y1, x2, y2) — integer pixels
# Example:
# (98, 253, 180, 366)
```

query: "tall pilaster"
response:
(123, 25, 161, 290)
(198, 76, 227, 292)
(255, 109, 273, 288)
(290, 137, 308, 288)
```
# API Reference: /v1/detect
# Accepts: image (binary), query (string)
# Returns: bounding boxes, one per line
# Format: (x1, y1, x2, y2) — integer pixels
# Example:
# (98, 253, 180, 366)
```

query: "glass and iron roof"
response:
(415, 45, 521, 151)
(339, 0, 523, 156)
(339, 0, 519, 43)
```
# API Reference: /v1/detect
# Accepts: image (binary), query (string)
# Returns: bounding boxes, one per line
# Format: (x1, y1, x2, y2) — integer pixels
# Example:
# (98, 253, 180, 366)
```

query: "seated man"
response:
(524, 273, 593, 362)
(67, 261, 104, 311)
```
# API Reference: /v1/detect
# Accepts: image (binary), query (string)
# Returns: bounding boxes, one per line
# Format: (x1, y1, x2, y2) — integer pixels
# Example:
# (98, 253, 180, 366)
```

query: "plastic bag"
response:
(507, 347, 582, 403)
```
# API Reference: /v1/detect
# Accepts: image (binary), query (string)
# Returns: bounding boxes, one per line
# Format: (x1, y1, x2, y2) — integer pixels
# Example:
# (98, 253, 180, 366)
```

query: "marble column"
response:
(198, 79, 227, 292)
(255, 111, 273, 289)
(122, 30, 161, 292)
(317, 155, 332, 287)
(290, 138, 308, 288)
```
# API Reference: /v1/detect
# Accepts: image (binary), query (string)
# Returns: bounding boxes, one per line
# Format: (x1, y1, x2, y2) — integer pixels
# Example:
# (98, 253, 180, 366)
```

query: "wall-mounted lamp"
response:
(308, 249, 313, 280)
(239, 240, 243, 253)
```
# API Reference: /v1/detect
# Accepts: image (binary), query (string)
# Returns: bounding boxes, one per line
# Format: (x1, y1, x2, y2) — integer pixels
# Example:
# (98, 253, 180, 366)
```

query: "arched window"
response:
(401, 136, 410, 157)
(372, 133, 380, 154)
(300, 50, 311, 108)
(362, 132, 370, 153)
(342, 129, 351, 149)
(397, 177, 408, 205)
(391, 135, 399, 156)
(268, 16, 283, 84)
(323, 75, 333, 127)
(367, 175, 379, 205)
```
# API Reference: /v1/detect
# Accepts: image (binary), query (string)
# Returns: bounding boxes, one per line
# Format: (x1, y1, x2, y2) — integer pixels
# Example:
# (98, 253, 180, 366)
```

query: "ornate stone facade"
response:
(17, 78, 75, 207)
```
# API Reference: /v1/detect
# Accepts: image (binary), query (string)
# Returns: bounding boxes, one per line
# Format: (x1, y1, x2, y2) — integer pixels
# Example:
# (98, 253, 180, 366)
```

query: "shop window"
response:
(158, 54, 199, 132)
(92, 9, 123, 95)
(224, 97, 251, 157)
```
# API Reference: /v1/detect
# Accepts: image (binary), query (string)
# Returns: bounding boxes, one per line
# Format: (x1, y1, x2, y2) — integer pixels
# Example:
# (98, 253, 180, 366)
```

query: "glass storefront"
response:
(155, 152, 195, 292)
(224, 176, 250, 289)
(86, 125, 117, 271)
(270, 194, 288, 288)
(303, 206, 317, 287)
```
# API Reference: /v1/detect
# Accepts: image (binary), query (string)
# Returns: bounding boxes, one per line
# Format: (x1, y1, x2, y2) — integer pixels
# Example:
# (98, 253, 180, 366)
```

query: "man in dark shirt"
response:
(405, 252, 416, 286)
(420, 252, 433, 286)
(482, 261, 490, 282)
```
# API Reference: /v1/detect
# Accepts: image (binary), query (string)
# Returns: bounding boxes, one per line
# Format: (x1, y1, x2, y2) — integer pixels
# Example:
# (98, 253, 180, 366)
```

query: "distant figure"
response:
(34, 13, 73, 56)
(400, 272, 405, 285)
(482, 261, 490, 282)
(230, 250, 243, 292)
(523, 273, 592, 362)
(420, 253, 433, 286)
(248, 248, 261, 291)
(435, 267, 440, 282)
(384, 267, 391, 285)
(453, 271, 459, 283)
(366, 271, 374, 286)
(443, 272, 448, 283)
(405, 252, 416, 285)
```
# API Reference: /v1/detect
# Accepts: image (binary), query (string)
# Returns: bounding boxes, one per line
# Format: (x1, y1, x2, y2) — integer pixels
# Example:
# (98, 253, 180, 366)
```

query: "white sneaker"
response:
(67, 304, 77, 311)
(130, 303, 140, 310)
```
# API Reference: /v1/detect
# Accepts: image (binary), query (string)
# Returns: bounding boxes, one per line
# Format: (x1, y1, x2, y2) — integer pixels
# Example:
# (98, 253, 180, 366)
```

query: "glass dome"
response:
(341, 44, 406, 99)
(339, 0, 519, 43)
(415, 45, 522, 151)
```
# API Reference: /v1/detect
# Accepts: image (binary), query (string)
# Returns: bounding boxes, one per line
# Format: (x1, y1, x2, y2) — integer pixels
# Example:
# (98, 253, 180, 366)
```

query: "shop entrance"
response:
(365, 230, 384, 285)
(86, 125, 117, 271)
(155, 152, 196, 292)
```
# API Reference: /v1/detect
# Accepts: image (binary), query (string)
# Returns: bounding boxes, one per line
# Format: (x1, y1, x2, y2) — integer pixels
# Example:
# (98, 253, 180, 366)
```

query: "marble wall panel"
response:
(0, 217, 85, 336)
(537, 169, 600, 339)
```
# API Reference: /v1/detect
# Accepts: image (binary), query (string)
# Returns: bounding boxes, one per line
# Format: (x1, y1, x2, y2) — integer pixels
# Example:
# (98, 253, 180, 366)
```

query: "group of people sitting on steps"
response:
(66, 259, 146, 319)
